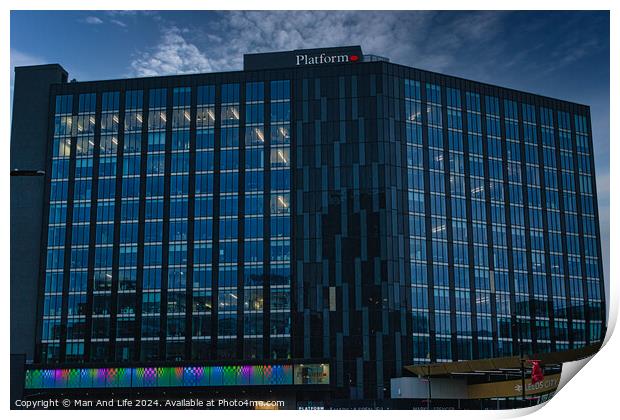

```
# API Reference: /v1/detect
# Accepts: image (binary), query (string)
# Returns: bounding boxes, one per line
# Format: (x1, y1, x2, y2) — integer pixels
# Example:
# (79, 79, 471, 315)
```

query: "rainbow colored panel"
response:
(249, 365, 263, 385)
(156, 367, 169, 387)
(25, 369, 41, 389)
(146, 367, 158, 386)
(239, 365, 252, 386)
(222, 365, 240, 386)
(198, 366, 210, 386)
(211, 365, 224, 386)
(92, 368, 107, 388)
(67, 368, 81, 388)
(170, 367, 185, 387)
(115, 368, 132, 387)
(183, 366, 198, 387)
(41, 369, 56, 388)
(78, 368, 90, 388)
(24, 363, 319, 389)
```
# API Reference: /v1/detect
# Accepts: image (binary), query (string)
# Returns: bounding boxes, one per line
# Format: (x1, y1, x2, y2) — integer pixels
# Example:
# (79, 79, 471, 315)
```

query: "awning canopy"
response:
(404, 342, 602, 377)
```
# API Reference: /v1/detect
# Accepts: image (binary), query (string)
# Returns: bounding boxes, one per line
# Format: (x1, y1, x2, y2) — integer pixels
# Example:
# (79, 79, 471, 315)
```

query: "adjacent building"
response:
(11, 46, 606, 407)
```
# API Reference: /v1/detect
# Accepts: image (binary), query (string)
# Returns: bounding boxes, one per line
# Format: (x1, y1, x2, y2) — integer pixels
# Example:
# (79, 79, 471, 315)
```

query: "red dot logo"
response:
(350, 55, 359, 62)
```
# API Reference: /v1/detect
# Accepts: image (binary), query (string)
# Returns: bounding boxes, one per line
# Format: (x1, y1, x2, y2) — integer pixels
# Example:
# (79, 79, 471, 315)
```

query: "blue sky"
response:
(10, 10, 610, 296)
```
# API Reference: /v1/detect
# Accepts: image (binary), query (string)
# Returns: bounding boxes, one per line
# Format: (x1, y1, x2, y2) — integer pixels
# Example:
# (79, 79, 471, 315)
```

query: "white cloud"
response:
(110, 19, 128, 28)
(126, 11, 607, 110)
(105, 10, 159, 27)
(128, 11, 512, 78)
(131, 11, 482, 76)
(130, 27, 215, 77)
(84, 16, 104, 25)
(10, 48, 45, 69)
(208, 10, 505, 74)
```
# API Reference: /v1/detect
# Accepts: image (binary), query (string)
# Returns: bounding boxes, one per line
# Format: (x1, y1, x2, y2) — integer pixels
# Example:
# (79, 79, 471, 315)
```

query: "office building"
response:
(11, 46, 606, 407)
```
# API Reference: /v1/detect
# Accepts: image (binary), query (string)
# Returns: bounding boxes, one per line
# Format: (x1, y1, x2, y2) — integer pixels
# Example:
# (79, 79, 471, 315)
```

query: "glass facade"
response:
(41, 80, 293, 366)
(117, 89, 142, 361)
(192, 85, 215, 359)
(42, 94, 73, 363)
(37, 58, 605, 401)
(404, 79, 605, 364)
(268, 80, 292, 358)
(293, 72, 410, 400)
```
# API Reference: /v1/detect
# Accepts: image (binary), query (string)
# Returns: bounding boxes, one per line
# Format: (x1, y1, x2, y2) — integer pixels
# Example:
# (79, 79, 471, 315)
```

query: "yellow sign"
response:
(467, 373, 561, 399)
